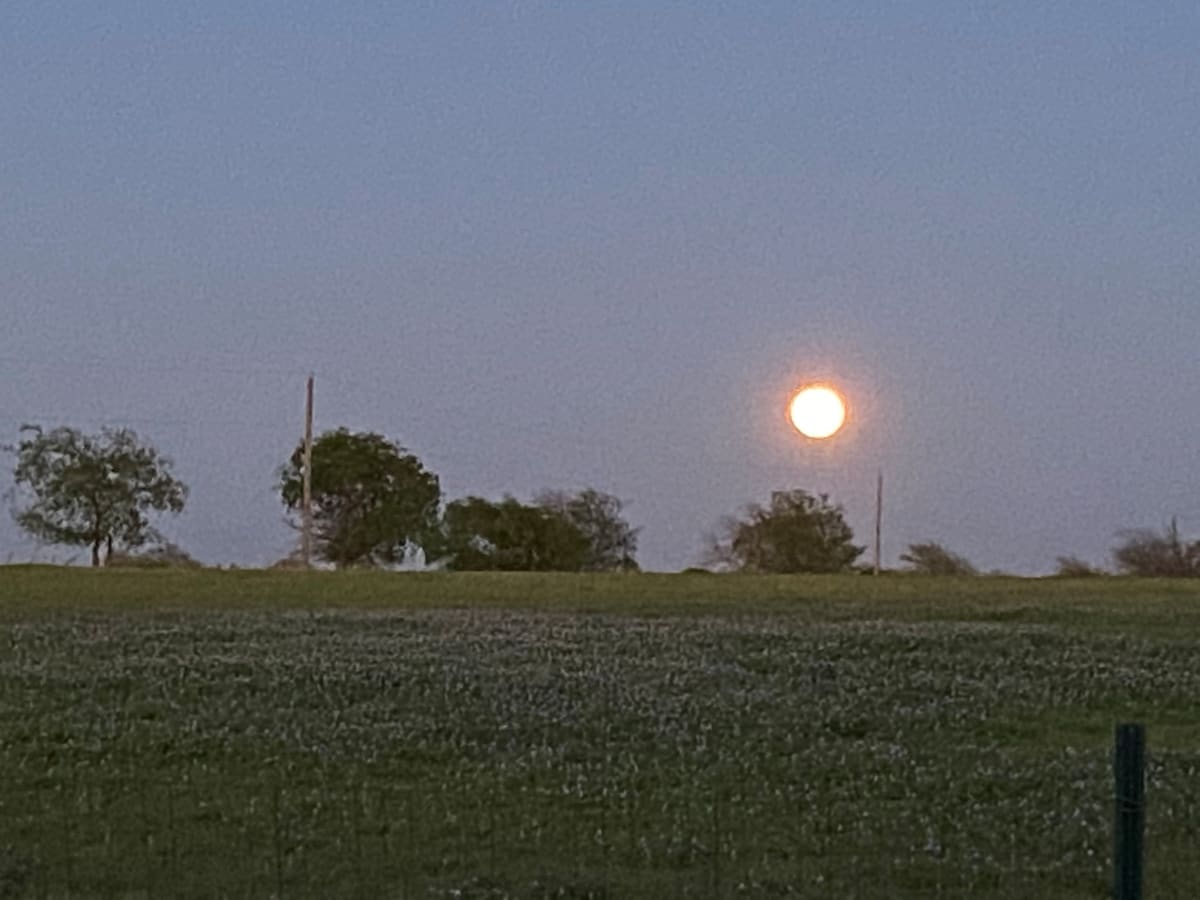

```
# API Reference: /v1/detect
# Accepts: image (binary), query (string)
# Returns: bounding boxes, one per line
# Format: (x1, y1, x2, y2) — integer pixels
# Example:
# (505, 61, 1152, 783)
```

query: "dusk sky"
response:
(3, 2, 1199, 572)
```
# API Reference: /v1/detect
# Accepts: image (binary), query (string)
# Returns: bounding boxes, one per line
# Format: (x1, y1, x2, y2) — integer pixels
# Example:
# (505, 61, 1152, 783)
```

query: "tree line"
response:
(5, 424, 1199, 577)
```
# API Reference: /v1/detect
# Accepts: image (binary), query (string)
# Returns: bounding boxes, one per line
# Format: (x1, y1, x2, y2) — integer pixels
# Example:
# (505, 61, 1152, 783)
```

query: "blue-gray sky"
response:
(3, 2, 1199, 572)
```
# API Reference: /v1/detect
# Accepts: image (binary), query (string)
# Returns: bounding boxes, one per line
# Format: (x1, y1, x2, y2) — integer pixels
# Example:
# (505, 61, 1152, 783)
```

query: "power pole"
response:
(873, 469, 883, 576)
(301, 374, 314, 568)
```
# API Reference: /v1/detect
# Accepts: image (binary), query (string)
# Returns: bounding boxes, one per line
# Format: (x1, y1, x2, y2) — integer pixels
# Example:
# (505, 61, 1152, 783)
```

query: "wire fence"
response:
(1, 750, 1197, 899)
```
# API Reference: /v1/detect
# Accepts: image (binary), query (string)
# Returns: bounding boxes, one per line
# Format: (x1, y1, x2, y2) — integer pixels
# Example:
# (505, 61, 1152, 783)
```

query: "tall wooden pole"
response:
(873, 469, 883, 576)
(301, 374, 314, 568)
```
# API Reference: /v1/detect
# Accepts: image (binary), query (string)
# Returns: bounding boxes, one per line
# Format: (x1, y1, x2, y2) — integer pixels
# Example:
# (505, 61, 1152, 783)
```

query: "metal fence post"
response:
(1113, 723, 1145, 900)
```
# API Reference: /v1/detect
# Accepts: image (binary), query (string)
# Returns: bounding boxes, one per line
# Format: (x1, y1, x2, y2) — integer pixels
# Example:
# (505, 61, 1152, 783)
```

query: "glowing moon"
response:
(788, 386, 847, 439)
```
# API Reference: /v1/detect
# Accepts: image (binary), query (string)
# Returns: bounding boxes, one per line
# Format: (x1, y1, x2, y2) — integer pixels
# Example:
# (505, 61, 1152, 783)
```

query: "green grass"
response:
(1, 567, 1199, 898)
(4, 564, 1200, 626)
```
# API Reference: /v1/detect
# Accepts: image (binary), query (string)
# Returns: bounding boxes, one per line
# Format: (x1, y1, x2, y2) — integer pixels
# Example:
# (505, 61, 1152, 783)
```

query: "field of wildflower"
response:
(1, 567, 1198, 898)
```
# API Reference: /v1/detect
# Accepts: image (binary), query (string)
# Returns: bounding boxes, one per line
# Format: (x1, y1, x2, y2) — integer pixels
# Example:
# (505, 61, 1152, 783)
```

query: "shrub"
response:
(1053, 556, 1105, 578)
(899, 542, 977, 576)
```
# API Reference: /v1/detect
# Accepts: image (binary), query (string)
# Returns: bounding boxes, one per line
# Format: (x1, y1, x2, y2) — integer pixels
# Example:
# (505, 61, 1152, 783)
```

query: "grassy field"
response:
(1, 567, 1199, 898)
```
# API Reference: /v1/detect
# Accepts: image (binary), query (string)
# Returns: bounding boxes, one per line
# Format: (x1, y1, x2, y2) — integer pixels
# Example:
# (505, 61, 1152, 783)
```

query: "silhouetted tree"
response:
(1112, 519, 1200, 577)
(706, 489, 863, 574)
(278, 428, 441, 568)
(442, 496, 589, 571)
(535, 488, 639, 571)
(7, 425, 187, 566)
(899, 542, 978, 576)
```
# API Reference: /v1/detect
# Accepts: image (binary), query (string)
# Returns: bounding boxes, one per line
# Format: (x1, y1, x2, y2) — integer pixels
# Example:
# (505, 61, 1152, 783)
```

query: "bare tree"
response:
(1112, 519, 1200, 577)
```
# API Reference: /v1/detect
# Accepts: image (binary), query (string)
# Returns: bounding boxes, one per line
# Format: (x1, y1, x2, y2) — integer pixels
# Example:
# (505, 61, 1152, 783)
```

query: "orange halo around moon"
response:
(788, 385, 847, 439)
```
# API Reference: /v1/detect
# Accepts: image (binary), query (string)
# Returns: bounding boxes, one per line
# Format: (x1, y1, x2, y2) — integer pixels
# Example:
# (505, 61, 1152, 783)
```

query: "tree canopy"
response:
(534, 488, 639, 572)
(899, 542, 978, 576)
(279, 428, 441, 568)
(442, 495, 590, 571)
(707, 489, 863, 574)
(8, 425, 187, 566)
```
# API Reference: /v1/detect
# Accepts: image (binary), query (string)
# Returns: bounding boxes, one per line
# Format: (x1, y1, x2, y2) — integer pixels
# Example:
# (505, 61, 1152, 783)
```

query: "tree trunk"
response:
(91, 539, 101, 567)
(105, 535, 113, 566)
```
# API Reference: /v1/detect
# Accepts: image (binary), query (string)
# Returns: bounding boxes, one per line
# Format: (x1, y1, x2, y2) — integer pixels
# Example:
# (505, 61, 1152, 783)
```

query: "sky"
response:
(3, 2, 1199, 573)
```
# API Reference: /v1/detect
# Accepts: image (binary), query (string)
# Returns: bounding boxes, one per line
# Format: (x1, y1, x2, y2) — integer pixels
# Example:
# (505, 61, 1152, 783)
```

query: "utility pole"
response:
(873, 469, 883, 576)
(301, 374, 314, 569)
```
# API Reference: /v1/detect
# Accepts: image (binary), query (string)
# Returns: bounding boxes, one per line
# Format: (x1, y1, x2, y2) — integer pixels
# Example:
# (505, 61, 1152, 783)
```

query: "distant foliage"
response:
(534, 488, 640, 572)
(278, 428, 441, 569)
(442, 496, 589, 571)
(1112, 519, 1200, 577)
(899, 542, 978, 576)
(107, 542, 202, 569)
(706, 489, 863, 574)
(6, 425, 187, 567)
(1053, 556, 1105, 578)
(268, 548, 311, 571)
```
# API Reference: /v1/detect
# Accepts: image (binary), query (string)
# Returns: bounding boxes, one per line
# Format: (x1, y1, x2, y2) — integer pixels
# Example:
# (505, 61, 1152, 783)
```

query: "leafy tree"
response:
(534, 488, 640, 572)
(442, 496, 589, 571)
(1112, 519, 1200, 577)
(7, 425, 187, 567)
(899, 542, 978, 576)
(279, 428, 441, 569)
(706, 489, 863, 574)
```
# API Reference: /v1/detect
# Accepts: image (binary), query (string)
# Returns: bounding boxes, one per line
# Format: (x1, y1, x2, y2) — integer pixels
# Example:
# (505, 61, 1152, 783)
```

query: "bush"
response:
(899, 542, 977, 576)
(1053, 556, 1105, 578)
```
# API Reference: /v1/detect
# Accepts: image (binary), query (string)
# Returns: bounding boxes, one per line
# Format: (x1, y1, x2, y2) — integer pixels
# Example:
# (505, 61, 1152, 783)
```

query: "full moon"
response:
(788, 385, 847, 439)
